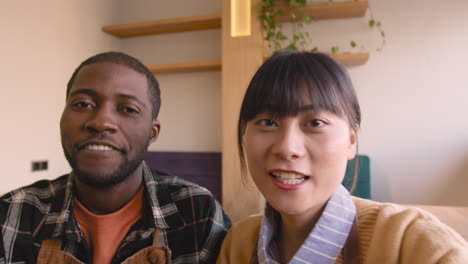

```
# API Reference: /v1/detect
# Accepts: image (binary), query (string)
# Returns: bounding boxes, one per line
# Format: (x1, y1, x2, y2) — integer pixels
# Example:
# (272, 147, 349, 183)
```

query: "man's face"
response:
(60, 62, 160, 188)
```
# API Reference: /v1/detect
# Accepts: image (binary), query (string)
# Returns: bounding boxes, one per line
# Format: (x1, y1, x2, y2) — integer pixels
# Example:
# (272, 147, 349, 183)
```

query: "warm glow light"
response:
(231, 0, 251, 37)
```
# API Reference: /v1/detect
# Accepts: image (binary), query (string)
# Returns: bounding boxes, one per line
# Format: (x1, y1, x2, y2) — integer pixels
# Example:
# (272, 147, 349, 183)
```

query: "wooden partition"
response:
(221, 0, 265, 222)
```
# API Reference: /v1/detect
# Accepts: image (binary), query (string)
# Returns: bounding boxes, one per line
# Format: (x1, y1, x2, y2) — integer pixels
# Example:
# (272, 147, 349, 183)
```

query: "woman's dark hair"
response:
(237, 51, 361, 190)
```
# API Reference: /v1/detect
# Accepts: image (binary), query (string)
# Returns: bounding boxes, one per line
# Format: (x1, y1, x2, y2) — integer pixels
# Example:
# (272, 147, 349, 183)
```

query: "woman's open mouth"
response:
(269, 170, 310, 189)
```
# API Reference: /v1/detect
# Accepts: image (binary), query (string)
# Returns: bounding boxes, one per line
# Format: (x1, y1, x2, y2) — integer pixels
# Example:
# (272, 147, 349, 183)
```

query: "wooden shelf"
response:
(102, 13, 221, 38)
(277, 1, 368, 22)
(331, 52, 369, 66)
(147, 53, 367, 74)
(103, 1, 367, 38)
(147, 60, 221, 74)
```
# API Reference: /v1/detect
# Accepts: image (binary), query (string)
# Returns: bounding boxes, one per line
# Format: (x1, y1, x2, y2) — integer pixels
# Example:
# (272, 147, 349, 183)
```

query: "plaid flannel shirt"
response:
(0, 162, 231, 264)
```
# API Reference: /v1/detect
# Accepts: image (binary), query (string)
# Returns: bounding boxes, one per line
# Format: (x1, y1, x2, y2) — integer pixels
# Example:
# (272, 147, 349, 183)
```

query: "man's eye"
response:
(72, 101, 93, 109)
(122, 107, 139, 114)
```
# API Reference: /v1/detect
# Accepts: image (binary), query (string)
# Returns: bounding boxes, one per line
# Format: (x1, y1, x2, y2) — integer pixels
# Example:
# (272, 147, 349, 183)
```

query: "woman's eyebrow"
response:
(298, 104, 319, 112)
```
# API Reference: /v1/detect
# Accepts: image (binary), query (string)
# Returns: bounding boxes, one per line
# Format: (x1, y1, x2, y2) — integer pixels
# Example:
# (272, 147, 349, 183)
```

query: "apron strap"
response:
(343, 216, 361, 264)
(37, 239, 85, 264)
(40, 239, 62, 250)
(152, 229, 161, 246)
(121, 229, 171, 264)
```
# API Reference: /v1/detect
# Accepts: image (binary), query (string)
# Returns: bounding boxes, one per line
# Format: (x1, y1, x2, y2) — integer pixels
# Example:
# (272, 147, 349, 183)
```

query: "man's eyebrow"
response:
(69, 88, 98, 98)
(68, 89, 148, 108)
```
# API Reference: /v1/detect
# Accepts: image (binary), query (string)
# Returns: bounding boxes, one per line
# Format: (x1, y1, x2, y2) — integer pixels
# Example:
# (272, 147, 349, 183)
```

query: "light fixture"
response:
(231, 0, 251, 37)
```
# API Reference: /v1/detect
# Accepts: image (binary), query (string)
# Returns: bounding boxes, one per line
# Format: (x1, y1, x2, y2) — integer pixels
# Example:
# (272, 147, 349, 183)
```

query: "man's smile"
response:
(84, 144, 117, 151)
(77, 140, 123, 153)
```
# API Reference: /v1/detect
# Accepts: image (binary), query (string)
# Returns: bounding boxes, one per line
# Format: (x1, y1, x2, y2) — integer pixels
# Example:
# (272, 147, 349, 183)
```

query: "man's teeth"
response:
(85, 144, 115, 151)
(273, 171, 306, 185)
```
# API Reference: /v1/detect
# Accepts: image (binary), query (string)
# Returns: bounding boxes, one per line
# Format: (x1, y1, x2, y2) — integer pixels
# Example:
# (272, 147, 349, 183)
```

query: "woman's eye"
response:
(258, 119, 277, 127)
(308, 119, 325, 127)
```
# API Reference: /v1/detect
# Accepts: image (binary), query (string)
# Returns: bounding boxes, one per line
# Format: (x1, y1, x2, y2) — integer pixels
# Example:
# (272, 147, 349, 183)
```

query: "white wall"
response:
(1, 0, 467, 206)
(357, 0, 468, 205)
(300, 0, 468, 205)
(118, 0, 222, 152)
(0, 1, 122, 194)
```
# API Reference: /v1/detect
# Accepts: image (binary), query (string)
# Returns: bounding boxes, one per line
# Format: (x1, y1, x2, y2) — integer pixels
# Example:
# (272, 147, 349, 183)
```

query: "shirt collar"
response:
(46, 161, 186, 242)
(258, 185, 356, 264)
(141, 162, 185, 229)
(48, 172, 80, 241)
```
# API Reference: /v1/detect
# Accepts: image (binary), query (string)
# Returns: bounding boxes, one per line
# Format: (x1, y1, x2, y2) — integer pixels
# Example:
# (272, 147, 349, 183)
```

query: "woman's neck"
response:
(277, 204, 326, 263)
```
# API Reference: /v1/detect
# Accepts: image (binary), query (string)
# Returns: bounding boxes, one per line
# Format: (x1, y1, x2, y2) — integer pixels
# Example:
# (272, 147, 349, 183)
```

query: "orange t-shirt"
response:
(73, 187, 144, 264)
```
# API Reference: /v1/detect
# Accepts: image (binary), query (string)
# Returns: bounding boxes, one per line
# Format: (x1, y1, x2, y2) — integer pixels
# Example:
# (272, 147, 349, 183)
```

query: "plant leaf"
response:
(277, 32, 288, 40)
(262, 0, 273, 8)
(303, 16, 316, 24)
(286, 43, 298, 50)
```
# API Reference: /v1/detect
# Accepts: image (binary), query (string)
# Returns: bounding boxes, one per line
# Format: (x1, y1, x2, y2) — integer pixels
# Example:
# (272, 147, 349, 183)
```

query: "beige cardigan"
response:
(217, 197, 468, 264)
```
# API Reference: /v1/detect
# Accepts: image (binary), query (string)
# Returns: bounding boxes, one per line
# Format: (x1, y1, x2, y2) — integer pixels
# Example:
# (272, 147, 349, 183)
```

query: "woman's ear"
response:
(347, 127, 358, 160)
(150, 119, 161, 144)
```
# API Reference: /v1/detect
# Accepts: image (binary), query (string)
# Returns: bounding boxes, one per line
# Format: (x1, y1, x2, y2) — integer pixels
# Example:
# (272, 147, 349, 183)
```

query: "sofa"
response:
(144, 152, 468, 241)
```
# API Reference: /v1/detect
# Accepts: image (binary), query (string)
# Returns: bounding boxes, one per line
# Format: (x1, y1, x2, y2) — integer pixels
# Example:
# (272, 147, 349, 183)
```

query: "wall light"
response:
(231, 0, 251, 37)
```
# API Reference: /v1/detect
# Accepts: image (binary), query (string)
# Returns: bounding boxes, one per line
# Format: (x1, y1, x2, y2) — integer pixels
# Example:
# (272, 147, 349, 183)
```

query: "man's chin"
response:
(72, 157, 144, 189)
(64, 147, 146, 189)
(73, 169, 128, 189)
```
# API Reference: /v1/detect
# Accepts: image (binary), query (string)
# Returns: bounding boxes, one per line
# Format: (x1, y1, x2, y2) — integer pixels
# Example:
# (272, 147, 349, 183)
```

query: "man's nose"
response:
(271, 127, 305, 160)
(84, 106, 118, 133)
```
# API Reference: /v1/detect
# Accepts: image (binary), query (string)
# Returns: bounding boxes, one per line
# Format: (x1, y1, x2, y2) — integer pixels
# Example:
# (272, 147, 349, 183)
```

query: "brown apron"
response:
(37, 229, 171, 264)
(251, 217, 361, 264)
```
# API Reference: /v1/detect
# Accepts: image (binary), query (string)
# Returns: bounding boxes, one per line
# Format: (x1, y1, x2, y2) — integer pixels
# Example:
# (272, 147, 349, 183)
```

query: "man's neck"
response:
(74, 166, 144, 215)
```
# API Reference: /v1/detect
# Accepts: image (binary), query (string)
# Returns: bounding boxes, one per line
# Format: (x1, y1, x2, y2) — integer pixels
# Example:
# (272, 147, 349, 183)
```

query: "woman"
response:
(217, 51, 468, 264)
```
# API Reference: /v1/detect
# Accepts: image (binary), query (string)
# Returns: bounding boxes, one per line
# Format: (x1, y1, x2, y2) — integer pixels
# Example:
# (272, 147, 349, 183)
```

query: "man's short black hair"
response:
(66, 51, 161, 119)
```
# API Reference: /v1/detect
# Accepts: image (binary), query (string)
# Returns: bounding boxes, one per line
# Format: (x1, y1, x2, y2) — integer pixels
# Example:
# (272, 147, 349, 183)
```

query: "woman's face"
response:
(244, 109, 357, 218)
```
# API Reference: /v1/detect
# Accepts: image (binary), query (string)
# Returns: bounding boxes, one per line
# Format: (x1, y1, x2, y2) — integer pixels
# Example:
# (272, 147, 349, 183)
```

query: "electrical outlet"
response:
(31, 160, 48, 171)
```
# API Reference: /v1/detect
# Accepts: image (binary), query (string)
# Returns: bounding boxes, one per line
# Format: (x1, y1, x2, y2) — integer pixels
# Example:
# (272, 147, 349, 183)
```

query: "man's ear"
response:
(347, 127, 358, 160)
(150, 119, 160, 144)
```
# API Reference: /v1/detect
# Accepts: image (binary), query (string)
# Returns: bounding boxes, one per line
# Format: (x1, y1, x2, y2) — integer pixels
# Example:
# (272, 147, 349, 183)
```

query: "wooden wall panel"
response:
(221, 0, 264, 222)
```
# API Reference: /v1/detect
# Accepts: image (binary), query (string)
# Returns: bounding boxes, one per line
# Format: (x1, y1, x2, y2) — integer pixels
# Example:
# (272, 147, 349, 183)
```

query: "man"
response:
(0, 52, 231, 264)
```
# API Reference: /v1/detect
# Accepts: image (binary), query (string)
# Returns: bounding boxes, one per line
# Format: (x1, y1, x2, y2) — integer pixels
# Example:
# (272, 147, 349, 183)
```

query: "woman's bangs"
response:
(249, 70, 345, 119)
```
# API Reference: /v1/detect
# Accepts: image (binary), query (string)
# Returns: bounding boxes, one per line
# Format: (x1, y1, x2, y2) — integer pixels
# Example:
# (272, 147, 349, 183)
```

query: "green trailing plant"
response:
(256, 0, 386, 55)
(368, 4, 386, 51)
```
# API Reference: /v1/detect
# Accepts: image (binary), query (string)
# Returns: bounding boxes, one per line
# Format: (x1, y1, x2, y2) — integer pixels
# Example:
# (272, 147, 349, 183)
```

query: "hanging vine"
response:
(256, 0, 386, 55)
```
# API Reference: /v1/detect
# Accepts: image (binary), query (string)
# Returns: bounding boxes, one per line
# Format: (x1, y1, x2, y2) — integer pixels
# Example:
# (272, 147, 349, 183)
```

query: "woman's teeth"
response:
(271, 171, 307, 185)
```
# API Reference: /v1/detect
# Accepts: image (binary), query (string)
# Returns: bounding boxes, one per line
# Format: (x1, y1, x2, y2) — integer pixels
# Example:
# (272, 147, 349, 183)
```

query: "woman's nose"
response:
(271, 126, 305, 160)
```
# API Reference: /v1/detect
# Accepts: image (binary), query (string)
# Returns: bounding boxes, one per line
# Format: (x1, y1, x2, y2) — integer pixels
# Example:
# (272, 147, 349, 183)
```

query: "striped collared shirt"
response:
(0, 162, 231, 264)
(258, 185, 356, 264)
